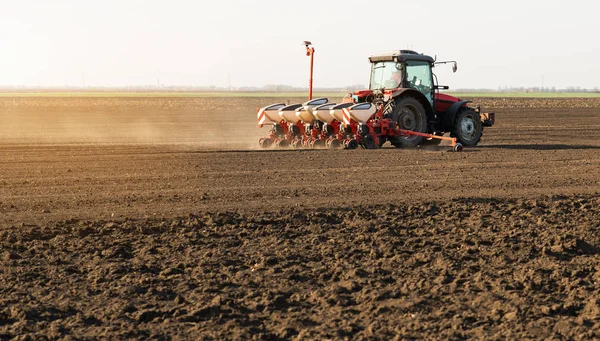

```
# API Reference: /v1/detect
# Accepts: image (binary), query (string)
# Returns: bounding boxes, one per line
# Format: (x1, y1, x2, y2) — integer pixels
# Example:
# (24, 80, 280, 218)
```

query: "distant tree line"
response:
(1, 84, 598, 93)
(491, 86, 600, 93)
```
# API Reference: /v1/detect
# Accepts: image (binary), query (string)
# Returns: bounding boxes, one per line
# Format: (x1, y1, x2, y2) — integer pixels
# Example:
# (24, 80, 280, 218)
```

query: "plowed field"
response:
(1, 96, 600, 339)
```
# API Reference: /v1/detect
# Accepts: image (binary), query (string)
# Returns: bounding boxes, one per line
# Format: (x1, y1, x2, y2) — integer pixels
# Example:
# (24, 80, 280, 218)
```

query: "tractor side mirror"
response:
(452, 62, 458, 73)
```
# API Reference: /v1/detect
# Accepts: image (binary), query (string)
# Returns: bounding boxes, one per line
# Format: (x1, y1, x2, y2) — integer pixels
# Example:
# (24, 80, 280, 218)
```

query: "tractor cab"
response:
(368, 50, 435, 104)
(365, 50, 476, 117)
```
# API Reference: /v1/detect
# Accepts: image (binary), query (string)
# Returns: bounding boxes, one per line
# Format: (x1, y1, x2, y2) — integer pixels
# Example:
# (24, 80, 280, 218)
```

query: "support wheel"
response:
(259, 138, 273, 149)
(452, 109, 482, 147)
(345, 139, 359, 150)
(311, 139, 324, 149)
(388, 96, 428, 148)
(328, 139, 342, 150)
(362, 134, 377, 149)
(276, 139, 290, 148)
(453, 143, 464, 152)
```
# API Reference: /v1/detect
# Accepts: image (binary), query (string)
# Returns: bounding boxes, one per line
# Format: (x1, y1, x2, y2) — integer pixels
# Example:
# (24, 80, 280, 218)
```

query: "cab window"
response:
(405, 61, 433, 102)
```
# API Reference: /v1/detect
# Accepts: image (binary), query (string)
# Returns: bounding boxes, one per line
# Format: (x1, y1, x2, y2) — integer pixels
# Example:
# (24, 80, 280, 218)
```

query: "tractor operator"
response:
(390, 68, 402, 88)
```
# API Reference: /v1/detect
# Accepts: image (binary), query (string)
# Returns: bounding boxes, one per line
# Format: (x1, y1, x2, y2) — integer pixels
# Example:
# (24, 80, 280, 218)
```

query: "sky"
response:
(0, 0, 599, 90)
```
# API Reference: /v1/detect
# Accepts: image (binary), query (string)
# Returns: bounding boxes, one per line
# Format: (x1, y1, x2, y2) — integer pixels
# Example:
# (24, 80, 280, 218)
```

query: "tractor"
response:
(257, 46, 495, 150)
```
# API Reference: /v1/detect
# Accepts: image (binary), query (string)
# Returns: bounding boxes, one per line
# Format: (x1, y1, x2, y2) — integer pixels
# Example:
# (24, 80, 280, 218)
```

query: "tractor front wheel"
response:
(389, 96, 427, 148)
(452, 109, 483, 147)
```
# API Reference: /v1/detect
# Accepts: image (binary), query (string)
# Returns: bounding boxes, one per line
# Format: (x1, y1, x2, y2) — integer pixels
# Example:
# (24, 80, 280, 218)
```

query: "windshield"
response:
(369, 61, 403, 90)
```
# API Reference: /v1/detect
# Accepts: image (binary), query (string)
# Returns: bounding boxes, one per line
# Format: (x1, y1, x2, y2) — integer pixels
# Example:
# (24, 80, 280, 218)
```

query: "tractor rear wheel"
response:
(389, 96, 427, 148)
(452, 109, 482, 147)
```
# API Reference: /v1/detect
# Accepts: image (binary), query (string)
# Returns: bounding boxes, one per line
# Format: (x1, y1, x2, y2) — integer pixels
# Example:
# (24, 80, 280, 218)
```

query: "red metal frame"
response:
(312, 104, 462, 149)
(258, 99, 464, 150)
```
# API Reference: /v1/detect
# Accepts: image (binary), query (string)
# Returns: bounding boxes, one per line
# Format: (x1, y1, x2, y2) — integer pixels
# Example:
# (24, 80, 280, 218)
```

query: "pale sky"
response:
(0, 0, 599, 89)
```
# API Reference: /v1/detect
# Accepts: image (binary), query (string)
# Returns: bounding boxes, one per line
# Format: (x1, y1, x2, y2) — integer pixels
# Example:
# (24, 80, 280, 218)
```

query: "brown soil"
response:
(1, 96, 600, 339)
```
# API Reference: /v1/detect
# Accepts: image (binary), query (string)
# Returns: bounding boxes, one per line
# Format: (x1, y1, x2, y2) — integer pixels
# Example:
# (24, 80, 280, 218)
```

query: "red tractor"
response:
(257, 48, 494, 150)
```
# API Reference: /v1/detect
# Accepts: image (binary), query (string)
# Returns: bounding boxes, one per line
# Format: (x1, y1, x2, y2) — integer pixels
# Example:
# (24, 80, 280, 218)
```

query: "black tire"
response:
(388, 96, 427, 148)
(362, 134, 377, 149)
(345, 139, 359, 149)
(452, 109, 482, 147)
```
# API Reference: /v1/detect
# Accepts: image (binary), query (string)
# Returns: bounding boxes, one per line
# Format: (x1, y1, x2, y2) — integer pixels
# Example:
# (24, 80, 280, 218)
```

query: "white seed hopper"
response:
(348, 103, 377, 123)
(296, 98, 328, 124)
(312, 103, 337, 123)
(278, 104, 303, 124)
(329, 103, 354, 122)
(257, 103, 286, 125)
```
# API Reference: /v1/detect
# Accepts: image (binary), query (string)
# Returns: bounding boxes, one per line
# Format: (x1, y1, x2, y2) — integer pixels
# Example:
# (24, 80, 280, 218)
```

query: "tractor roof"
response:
(369, 50, 435, 64)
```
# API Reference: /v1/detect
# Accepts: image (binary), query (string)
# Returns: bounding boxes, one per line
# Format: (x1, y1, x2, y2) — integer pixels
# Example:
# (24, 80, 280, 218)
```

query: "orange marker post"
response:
(304, 41, 315, 100)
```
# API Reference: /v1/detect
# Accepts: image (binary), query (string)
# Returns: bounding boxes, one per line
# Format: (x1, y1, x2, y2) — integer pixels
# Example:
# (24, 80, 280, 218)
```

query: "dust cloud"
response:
(0, 97, 279, 149)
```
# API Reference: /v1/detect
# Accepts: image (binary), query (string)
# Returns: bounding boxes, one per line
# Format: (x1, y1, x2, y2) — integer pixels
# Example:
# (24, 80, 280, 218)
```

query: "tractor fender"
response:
(391, 88, 434, 117)
(445, 100, 472, 128)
